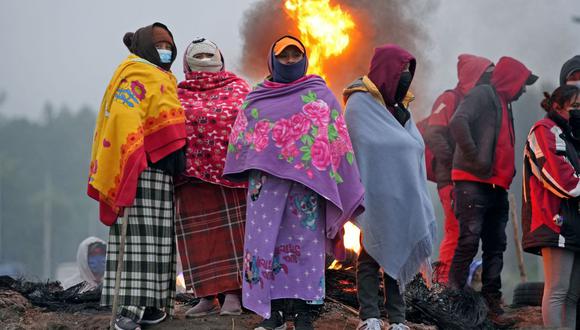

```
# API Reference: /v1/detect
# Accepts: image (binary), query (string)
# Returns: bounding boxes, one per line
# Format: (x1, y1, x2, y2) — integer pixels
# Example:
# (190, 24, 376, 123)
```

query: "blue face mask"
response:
(157, 49, 172, 64)
(271, 56, 307, 83)
(88, 254, 106, 277)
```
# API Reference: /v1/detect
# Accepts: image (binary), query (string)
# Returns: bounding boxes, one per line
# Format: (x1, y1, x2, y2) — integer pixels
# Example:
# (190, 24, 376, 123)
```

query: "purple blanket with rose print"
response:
(224, 75, 365, 253)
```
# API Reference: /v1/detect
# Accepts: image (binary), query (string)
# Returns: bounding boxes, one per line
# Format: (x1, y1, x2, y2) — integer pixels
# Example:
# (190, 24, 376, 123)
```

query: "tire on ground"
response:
(512, 282, 544, 307)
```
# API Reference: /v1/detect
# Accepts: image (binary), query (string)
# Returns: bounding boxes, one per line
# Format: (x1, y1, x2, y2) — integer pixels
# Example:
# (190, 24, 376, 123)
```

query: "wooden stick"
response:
(508, 193, 527, 282)
(110, 213, 129, 329)
(326, 296, 359, 316)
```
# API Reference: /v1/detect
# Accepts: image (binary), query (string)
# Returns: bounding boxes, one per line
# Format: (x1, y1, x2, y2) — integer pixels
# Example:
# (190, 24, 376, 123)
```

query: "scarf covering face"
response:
(268, 35, 309, 83)
(343, 79, 436, 290)
(88, 54, 186, 225)
(224, 75, 365, 253)
(178, 70, 251, 187)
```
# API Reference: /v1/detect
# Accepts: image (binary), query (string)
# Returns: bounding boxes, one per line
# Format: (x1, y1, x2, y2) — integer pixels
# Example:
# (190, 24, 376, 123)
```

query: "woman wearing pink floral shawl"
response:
(224, 36, 365, 330)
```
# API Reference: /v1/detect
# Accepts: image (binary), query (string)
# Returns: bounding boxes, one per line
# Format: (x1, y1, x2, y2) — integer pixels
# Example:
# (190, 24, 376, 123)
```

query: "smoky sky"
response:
(0, 0, 579, 119)
(239, 0, 438, 111)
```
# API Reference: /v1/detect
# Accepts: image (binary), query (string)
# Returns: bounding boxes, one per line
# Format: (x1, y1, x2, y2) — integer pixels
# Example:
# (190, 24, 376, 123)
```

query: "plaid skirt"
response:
(175, 179, 246, 297)
(101, 168, 176, 318)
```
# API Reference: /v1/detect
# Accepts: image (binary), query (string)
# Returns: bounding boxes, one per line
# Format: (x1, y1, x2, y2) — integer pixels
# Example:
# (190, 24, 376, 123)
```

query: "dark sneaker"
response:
(484, 294, 516, 329)
(114, 316, 141, 330)
(140, 307, 167, 325)
(483, 293, 504, 315)
(292, 299, 314, 330)
(294, 311, 314, 330)
(254, 310, 287, 330)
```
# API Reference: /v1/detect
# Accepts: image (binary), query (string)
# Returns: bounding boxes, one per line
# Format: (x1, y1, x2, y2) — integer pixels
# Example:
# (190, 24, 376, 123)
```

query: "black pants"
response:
(449, 181, 509, 296)
(356, 247, 406, 323)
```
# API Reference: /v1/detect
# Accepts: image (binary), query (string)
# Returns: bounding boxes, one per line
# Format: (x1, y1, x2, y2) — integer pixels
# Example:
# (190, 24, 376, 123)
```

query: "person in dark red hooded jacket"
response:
(422, 54, 494, 284)
(344, 45, 436, 330)
(448, 56, 537, 327)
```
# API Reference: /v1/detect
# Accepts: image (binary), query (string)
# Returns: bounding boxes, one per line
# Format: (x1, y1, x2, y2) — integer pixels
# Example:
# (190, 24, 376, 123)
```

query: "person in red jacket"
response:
(522, 85, 580, 329)
(448, 56, 537, 327)
(423, 54, 493, 283)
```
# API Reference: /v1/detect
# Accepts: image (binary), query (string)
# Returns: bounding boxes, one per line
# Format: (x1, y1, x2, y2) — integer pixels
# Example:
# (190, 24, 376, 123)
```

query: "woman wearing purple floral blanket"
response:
(224, 35, 365, 330)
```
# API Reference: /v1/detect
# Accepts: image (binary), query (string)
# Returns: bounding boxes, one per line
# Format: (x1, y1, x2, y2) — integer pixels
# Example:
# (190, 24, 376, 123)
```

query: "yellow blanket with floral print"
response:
(88, 54, 186, 225)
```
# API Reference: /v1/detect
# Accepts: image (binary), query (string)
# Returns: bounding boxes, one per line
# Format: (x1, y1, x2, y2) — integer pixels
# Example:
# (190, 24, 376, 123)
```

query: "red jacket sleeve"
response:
(528, 124, 580, 198)
(428, 92, 457, 127)
(424, 92, 458, 165)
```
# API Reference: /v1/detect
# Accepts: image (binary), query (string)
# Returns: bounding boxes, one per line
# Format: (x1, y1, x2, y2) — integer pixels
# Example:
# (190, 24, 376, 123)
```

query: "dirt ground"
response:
(0, 289, 546, 330)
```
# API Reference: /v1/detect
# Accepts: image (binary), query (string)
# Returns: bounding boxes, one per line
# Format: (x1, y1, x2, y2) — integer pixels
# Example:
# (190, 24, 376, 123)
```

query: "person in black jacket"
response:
(448, 56, 537, 327)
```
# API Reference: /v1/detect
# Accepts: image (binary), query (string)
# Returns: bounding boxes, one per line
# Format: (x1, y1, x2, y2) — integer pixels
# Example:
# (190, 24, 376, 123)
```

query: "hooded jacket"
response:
(560, 55, 580, 86)
(450, 57, 532, 189)
(423, 54, 492, 187)
(522, 112, 580, 254)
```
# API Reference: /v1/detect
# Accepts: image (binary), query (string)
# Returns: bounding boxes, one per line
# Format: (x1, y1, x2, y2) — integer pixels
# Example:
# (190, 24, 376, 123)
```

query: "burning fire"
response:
(343, 221, 361, 253)
(176, 272, 186, 293)
(328, 221, 361, 270)
(284, 0, 355, 81)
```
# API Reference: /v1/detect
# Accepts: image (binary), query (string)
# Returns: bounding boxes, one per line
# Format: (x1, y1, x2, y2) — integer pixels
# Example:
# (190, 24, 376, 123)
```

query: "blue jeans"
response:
(449, 181, 509, 296)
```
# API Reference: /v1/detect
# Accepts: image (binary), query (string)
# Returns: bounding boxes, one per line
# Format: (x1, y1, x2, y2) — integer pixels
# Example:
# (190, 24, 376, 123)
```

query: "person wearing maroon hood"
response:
(448, 56, 537, 326)
(344, 45, 436, 330)
(422, 54, 494, 284)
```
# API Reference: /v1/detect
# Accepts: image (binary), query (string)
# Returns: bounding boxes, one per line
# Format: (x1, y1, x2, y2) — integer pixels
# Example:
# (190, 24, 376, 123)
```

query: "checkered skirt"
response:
(175, 179, 246, 297)
(101, 168, 176, 316)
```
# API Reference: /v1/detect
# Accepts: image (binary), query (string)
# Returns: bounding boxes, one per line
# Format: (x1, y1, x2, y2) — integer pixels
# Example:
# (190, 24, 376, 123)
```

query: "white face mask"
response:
(567, 80, 580, 88)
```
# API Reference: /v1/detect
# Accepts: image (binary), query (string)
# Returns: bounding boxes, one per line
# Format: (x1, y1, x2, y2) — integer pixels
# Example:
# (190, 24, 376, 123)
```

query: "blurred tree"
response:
(0, 105, 106, 280)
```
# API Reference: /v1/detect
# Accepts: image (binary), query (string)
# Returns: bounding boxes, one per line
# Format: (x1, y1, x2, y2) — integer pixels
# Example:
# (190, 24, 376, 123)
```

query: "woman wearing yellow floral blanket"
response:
(87, 22, 186, 330)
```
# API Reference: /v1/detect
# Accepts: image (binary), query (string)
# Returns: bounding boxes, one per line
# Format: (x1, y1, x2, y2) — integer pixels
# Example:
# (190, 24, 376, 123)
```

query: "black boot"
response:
(483, 293, 516, 329)
(293, 300, 314, 330)
(254, 299, 287, 330)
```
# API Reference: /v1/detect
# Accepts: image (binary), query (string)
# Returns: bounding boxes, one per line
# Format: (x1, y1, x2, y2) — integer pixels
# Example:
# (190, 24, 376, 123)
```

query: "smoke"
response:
(239, 0, 439, 111)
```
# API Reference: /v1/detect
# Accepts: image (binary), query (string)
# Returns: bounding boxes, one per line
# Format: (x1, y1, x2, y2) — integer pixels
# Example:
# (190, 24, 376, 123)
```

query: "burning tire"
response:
(512, 282, 544, 307)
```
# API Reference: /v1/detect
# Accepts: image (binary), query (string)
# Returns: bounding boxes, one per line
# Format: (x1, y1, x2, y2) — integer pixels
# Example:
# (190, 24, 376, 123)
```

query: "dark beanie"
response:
(560, 55, 580, 86)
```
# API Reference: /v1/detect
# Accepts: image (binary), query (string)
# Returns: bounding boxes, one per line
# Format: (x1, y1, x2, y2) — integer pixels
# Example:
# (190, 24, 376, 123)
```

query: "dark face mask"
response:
(272, 57, 307, 83)
(569, 109, 580, 138)
(394, 71, 413, 104)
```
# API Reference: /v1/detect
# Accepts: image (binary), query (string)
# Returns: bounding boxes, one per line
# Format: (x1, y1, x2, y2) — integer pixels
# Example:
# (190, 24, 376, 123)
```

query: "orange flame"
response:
(328, 221, 360, 269)
(284, 0, 355, 81)
(176, 272, 186, 292)
(328, 259, 343, 270)
(343, 221, 361, 254)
